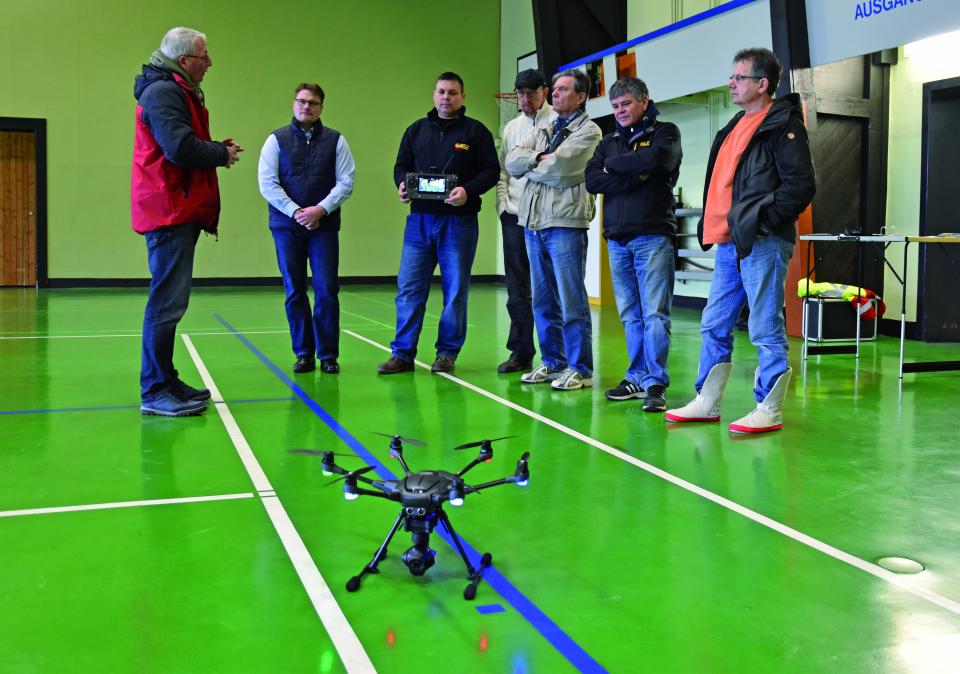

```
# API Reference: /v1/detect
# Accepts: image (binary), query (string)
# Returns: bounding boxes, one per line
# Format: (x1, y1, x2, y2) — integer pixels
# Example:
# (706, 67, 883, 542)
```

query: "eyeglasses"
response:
(183, 53, 211, 63)
(295, 98, 322, 108)
(515, 88, 544, 98)
(729, 74, 763, 83)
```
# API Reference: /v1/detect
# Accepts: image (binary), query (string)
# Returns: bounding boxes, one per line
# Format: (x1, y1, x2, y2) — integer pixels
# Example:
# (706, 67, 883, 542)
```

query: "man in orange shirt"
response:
(666, 48, 815, 433)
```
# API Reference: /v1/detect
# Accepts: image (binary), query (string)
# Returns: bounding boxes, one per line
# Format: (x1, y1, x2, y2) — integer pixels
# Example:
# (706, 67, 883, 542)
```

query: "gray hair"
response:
(160, 27, 207, 60)
(608, 77, 649, 103)
(552, 69, 592, 110)
(734, 47, 782, 94)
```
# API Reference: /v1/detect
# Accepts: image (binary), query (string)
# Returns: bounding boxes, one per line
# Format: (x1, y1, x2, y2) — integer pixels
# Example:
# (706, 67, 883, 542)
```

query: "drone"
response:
(290, 433, 530, 600)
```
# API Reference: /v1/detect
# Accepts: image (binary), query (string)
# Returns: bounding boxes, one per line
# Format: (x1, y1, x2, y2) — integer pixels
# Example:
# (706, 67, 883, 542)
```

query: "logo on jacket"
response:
(454, 142, 470, 151)
(638, 140, 651, 147)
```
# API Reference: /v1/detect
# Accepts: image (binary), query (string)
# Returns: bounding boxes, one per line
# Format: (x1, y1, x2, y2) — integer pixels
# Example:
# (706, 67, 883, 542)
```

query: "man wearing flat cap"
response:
(493, 69, 557, 373)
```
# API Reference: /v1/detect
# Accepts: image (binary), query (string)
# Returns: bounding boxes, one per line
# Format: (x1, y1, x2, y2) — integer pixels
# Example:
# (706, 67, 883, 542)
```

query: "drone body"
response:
(298, 435, 530, 600)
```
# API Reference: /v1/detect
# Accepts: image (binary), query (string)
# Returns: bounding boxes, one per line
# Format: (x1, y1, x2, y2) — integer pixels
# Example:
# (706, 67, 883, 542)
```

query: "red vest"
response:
(131, 74, 221, 234)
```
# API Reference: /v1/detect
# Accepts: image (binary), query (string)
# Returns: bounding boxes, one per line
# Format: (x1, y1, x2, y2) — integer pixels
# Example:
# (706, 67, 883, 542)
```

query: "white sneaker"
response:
(520, 364, 563, 384)
(550, 367, 593, 390)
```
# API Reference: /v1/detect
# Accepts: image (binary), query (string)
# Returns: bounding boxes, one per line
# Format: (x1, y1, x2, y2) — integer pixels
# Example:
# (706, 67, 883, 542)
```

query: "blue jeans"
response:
(696, 237, 794, 401)
(271, 226, 340, 361)
(391, 213, 478, 362)
(140, 222, 201, 397)
(525, 227, 593, 376)
(608, 234, 674, 389)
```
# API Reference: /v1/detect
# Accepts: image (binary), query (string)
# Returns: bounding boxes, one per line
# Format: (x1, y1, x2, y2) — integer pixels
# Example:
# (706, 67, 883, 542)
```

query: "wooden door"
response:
(0, 130, 37, 286)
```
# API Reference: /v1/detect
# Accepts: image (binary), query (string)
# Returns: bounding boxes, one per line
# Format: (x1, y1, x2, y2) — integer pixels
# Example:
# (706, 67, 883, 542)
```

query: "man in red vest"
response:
(131, 26, 243, 416)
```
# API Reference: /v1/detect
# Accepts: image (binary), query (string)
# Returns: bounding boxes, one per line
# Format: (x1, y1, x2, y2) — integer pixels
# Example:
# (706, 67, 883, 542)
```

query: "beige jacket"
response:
(504, 112, 601, 230)
(495, 105, 557, 216)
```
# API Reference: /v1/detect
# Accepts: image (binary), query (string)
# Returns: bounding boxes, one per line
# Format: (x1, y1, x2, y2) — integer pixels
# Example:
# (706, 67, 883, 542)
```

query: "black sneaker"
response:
(604, 380, 645, 401)
(170, 378, 211, 402)
(294, 355, 316, 373)
(643, 385, 667, 412)
(141, 391, 207, 417)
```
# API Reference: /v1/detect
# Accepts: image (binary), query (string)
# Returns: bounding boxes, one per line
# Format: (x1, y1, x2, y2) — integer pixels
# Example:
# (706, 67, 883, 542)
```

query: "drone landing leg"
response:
(346, 510, 406, 592)
(438, 511, 493, 601)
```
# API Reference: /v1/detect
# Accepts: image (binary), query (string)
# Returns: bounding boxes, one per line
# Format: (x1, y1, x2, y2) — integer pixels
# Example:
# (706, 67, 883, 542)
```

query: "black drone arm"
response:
(349, 486, 394, 500)
(456, 458, 487, 478)
(466, 476, 518, 492)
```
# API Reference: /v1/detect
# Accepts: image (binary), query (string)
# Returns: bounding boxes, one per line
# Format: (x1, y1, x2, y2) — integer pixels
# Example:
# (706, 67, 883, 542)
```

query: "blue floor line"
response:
(0, 397, 296, 416)
(214, 314, 608, 674)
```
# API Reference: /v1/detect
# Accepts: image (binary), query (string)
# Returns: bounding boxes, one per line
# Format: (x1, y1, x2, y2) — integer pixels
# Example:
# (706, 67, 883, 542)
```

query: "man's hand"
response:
(444, 186, 468, 207)
(224, 138, 245, 168)
(398, 182, 411, 203)
(295, 205, 327, 230)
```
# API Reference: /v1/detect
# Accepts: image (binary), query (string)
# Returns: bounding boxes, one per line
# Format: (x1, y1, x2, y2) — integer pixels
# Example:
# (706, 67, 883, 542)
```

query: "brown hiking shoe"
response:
(431, 355, 456, 373)
(377, 356, 414, 375)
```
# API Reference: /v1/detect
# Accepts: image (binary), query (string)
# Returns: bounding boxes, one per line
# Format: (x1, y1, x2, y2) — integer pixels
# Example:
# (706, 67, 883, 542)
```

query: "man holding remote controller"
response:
(378, 71, 499, 375)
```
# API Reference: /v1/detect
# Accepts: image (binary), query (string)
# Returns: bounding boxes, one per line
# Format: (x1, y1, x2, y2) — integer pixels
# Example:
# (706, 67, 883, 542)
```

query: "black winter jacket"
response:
(697, 93, 815, 259)
(585, 112, 681, 242)
(393, 107, 499, 216)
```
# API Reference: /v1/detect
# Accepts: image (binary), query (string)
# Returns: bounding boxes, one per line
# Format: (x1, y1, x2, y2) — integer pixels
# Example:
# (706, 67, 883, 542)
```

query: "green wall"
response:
(2, 0, 500, 280)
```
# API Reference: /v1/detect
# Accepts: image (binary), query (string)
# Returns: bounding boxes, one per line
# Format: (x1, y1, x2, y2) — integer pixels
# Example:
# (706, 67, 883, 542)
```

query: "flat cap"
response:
(514, 69, 547, 90)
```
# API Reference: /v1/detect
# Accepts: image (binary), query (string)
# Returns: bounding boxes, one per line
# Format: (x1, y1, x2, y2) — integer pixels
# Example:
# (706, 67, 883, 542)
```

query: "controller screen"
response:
(418, 177, 447, 193)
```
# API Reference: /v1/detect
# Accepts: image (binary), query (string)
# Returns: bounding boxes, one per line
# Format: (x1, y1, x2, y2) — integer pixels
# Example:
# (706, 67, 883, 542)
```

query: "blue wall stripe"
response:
(559, 0, 761, 71)
(215, 314, 608, 674)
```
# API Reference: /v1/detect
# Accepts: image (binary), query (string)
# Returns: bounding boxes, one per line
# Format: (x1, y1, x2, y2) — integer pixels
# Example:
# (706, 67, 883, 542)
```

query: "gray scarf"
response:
(149, 49, 204, 104)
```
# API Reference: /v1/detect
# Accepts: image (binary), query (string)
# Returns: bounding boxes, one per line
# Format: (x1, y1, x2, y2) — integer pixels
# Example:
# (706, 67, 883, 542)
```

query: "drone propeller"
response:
(325, 464, 377, 487)
(453, 435, 516, 450)
(371, 432, 427, 447)
(288, 449, 356, 457)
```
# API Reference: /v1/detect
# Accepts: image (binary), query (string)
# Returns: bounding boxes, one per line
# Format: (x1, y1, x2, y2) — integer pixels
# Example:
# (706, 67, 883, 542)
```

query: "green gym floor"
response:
(1, 284, 959, 674)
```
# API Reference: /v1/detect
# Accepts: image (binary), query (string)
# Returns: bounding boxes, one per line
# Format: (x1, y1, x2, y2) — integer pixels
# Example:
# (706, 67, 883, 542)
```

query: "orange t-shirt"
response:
(702, 105, 771, 244)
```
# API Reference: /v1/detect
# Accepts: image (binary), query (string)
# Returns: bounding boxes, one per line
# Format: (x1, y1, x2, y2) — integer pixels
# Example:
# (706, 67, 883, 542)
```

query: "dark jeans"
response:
(391, 212, 478, 362)
(140, 222, 201, 398)
(271, 226, 340, 361)
(500, 212, 535, 362)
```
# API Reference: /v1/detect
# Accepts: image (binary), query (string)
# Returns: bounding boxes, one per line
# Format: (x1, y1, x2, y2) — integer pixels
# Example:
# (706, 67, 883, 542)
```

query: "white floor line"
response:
(0, 492, 254, 518)
(0, 329, 289, 341)
(343, 329, 960, 617)
(182, 334, 375, 673)
(0, 333, 142, 340)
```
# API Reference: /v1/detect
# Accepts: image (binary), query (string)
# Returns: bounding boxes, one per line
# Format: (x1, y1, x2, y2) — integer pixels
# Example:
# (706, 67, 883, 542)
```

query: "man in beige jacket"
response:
(505, 69, 601, 391)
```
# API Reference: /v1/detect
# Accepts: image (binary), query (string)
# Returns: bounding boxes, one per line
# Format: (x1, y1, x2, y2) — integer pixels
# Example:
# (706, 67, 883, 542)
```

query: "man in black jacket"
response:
(377, 72, 500, 375)
(585, 77, 681, 412)
(666, 48, 815, 434)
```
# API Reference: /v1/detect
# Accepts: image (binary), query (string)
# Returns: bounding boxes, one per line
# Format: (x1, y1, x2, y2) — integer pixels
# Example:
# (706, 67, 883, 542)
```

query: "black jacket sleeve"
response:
(139, 80, 228, 169)
(460, 124, 500, 197)
(585, 137, 635, 194)
(603, 123, 681, 178)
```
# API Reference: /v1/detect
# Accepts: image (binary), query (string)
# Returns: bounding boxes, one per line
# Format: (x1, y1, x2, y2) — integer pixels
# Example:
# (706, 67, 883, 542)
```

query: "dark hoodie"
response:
(584, 101, 682, 242)
(393, 107, 500, 216)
